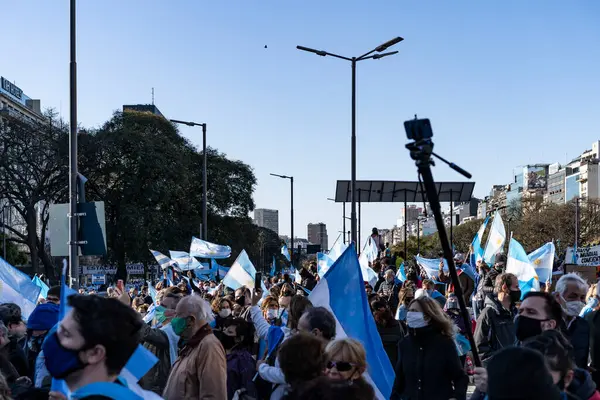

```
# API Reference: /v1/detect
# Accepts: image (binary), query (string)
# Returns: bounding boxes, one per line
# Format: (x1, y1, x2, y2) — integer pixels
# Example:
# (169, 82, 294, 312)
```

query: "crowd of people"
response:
(1, 239, 600, 399)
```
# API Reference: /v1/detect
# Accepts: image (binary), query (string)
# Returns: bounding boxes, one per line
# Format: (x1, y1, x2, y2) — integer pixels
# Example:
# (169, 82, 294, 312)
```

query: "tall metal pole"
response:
(404, 199, 407, 259)
(417, 218, 420, 255)
(290, 177, 294, 265)
(575, 197, 580, 255)
(450, 190, 454, 248)
(3, 207, 6, 261)
(202, 124, 208, 240)
(350, 58, 358, 248)
(358, 199, 361, 251)
(69, 0, 79, 289)
(342, 202, 346, 244)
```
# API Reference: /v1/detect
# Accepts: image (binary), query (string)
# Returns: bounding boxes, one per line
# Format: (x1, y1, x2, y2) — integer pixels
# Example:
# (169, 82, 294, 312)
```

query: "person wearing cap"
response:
(26, 302, 59, 389)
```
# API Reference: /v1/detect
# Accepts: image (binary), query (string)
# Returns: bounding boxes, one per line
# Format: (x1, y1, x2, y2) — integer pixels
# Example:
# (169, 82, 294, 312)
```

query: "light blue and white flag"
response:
(146, 281, 157, 304)
(309, 245, 395, 399)
(210, 259, 230, 279)
(281, 245, 291, 262)
(270, 257, 276, 277)
(317, 252, 334, 278)
(222, 250, 267, 292)
(528, 242, 555, 284)
(149, 250, 174, 270)
(359, 253, 378, 287)
(507, 238, 540, 297)
(0, 257, 41, 319)
(194, 268, 215, 281)
(472, 216, 490, 262)
(364, 237, 379, 263)
(396, 263, 407, 282)
(169, 251, 202, 271)
(483, 211, 506, 265)
(189, 237, 231, 259)
(415, 255, 447, 282)
(32, 276, 50, 300)
(328, 241, 348, 261)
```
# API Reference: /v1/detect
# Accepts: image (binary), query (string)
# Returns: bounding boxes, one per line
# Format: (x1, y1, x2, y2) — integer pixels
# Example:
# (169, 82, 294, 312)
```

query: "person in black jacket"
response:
(474, 272, 520, 366)
(555, 273, 591, 369)
(371, 299, 404, 367)
(391, 296, 468, 400)
(377, 270, 401, 313)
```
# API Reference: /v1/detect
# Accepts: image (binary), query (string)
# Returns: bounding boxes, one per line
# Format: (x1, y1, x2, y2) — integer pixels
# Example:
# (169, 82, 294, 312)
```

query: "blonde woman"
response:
(324, 338, 367, 383)
(581, 283, 600, 317)
(391, 296, 468, 400)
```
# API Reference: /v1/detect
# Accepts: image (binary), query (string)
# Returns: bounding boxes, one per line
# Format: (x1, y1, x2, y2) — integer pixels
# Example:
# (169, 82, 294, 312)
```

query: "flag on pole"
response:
(359, 253, 378, 287)
(309, 245, 395, 399)
(222, 250, 267, 292)
(281, 245, 291, 262)
(149, 250, 174, 270)
(169, 251, 202, 271)
(189, 237, 231, 259)
(270, 257, 276, 277)
(507, 238, 540, 297)
(471, 216, 490, 262)
(528, 242, 555, 284)
(32, 276, 50, 300)
(483, 211, 506, 265)
(0, 257, 40, 319)
(317, 252, 334, 278)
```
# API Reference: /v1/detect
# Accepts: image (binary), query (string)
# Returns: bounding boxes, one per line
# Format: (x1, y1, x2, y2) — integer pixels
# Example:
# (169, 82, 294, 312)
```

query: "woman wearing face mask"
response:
(396, 284, 415, 326)
(211, 297, 234, 332)
(581, 284, 600, 318)
(222, 318, 257, 400)
(324, 338, 367, 383)
(524, 330, 600, 400)
(391, 296, 468, 400)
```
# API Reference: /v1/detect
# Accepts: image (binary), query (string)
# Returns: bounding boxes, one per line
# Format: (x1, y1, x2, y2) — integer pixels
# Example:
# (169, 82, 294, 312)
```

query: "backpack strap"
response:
(71, 381, 144, 400)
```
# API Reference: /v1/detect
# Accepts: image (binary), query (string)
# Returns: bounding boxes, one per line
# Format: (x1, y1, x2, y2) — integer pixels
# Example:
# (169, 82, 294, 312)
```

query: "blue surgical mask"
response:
(42, 325, 87, 379)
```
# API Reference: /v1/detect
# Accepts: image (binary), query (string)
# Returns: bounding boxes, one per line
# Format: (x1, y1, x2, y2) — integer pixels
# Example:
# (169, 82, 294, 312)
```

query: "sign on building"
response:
(565, 245, 600, 267)
(91, 274, 106, 285)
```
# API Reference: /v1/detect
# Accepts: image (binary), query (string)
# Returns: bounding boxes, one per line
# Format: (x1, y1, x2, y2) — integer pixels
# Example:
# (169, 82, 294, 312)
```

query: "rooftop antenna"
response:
(151, 88, 155, 105)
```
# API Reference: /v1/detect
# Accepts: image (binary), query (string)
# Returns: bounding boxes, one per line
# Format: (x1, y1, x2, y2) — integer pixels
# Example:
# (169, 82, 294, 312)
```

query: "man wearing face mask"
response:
(515, 291, 564, 343)
(0, 304, 29, 378)
(234, 287, 253, 322)
(474, 273, 520, 366)
(554, 273, 590, 369)
(163, 295, 226, 399)
(377, 269, 401, 313)
(43, 294, 146, 399)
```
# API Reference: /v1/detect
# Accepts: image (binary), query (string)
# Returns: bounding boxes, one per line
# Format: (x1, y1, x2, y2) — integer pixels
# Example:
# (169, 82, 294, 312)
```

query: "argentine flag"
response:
(364, 237, 379, 262)
(281, 245, 291, 262)
(270, 257, 276, 277)
(32, 275, 50, 301)
(317, 252, 334, 278)
(211, 259, 229, 279)
(149, 250, 174, 270)
(189, 237, 231, 259)
(328, 241, 348, 261)
(169, 251, 202, 271)
(483, 211, 506, 265)
(396, 262, 407, 282)
(359, 253, 378, 287)
(528, 242, 555, 284)
(222, 250, 267, 292)
(472, 216, 490, 262)
(506, 238, 540, 297)
(0, 257, 41, 319)
(309, 245, 395, 399)
(415, 255, 447, 283)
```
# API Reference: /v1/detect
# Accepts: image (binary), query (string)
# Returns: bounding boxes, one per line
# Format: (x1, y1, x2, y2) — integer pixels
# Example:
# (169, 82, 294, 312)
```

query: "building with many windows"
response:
(307, 223, 328, 251)
(253, 208, 279, 233)
(0, 76, 44, 123)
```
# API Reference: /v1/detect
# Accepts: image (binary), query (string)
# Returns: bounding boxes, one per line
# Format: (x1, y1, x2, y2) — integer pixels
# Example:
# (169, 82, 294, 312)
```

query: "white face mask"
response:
(561, 296, 585, 317)
(266, 309, 278, 320)
(406, 311, 428, 328)
(219, 309, 232, 318)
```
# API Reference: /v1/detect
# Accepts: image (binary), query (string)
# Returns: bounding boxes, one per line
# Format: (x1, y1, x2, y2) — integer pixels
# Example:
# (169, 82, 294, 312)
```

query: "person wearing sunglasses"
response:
(325, 338, 367, 383)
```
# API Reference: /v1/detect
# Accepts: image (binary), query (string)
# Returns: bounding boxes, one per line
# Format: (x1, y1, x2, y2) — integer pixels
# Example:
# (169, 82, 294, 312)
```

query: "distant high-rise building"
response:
(307, 223, 328, 251)
(123, 104, 164, 117)
(254, 209, 279, 233)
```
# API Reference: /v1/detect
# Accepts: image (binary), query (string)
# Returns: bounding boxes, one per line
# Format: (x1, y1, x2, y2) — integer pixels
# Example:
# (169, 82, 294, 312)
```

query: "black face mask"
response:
(515, 315, 543, 342)
(509, 289, 522, 304)
(220, 335, 237, 350)
(235, 296, 246, 307)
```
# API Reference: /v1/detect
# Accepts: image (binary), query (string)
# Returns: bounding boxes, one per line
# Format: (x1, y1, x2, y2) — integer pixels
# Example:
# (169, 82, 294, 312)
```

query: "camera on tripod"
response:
(404, 117, 433, 141)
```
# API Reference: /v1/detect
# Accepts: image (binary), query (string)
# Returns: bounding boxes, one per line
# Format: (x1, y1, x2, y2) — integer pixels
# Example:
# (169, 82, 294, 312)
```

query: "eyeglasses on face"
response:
(326, 361, 355, 372)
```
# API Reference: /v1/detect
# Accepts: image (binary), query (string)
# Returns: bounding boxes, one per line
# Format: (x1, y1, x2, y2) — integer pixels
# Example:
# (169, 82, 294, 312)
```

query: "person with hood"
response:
(392, 296, 467, 400)
(474, 273, 520, 366)
(0, 304, 29, 378)
(554, 273, 590, 369)
(26, 302, 59, 388)
(524, 330, 600, 400)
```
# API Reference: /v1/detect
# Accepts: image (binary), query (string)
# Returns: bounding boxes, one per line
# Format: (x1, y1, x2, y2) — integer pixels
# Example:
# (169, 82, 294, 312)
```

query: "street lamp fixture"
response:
(171, 119, 208, 241)
(270, 173, 294, 263)
(297, 36, 403, 249)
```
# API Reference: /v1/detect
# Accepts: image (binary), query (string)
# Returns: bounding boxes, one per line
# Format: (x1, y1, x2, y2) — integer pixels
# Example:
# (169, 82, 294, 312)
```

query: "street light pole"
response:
(327, 198, 351, 245)
(69, 0, 79, 288)
(297, 37, 403, 249)
(171, 119, 208, 240)
(272, 174, 294, 263)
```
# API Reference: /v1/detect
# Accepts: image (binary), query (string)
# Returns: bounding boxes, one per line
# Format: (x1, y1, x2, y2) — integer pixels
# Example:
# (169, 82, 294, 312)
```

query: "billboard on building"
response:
(527, 166, 548, 190)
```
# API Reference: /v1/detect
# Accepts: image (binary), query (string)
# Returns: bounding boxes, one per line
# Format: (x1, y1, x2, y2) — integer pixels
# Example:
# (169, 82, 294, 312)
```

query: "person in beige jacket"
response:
(162, 295, 227, 400)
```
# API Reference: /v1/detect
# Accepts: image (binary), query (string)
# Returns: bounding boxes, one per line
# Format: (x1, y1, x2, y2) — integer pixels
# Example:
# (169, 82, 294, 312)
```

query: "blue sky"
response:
(3, 1, 600, 249)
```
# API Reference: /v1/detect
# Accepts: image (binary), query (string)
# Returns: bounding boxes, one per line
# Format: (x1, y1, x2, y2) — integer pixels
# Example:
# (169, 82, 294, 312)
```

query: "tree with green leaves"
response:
(0, 110, 69, 277)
